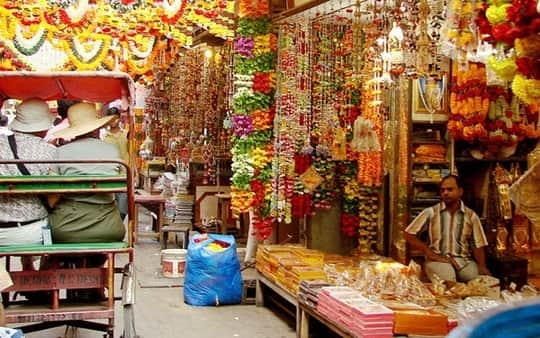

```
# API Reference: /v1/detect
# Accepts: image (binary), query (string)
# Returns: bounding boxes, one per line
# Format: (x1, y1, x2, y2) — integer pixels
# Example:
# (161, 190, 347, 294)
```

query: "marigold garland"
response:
(63, 31, 111, 70)
(0, 0, 236, 80)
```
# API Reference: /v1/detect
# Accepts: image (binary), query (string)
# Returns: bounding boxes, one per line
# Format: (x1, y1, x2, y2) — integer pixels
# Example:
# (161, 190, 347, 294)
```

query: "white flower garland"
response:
(127, 36, 156, 60)
(63, 0, 89, 23)
(72, 35, 104, 62)
(161, 0, 185, 15)
(110, 0, 144, 12)
(13, 24, 47, 56)
(47, 0, 77, 8)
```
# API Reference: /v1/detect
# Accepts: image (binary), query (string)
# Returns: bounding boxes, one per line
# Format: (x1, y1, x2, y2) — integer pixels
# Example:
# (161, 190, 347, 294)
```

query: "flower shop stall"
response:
(242, 0, 540, 267)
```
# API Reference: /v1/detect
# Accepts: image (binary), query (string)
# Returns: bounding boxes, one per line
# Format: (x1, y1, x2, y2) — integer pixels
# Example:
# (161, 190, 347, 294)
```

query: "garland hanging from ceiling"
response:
(0, 0, 235, 81)
(231, 0, 276, 240)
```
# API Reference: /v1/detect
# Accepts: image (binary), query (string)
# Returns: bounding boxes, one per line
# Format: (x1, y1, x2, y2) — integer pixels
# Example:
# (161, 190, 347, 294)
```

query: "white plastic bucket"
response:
(161, 249, 187, 278)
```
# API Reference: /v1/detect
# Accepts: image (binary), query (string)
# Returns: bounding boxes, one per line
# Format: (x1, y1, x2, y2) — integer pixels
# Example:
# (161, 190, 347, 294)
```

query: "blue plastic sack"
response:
(184, 233, 242, 306)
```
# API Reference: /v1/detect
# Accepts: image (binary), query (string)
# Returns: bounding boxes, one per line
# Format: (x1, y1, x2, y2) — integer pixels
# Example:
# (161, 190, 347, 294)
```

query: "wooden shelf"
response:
(455, 156, 527, 163)
(411, 119, 448, 125)
(411, 198, 440, 205)
(412, 140, 445, 145)
(412, 179, 441, 184)
(413, 159, 449, 165)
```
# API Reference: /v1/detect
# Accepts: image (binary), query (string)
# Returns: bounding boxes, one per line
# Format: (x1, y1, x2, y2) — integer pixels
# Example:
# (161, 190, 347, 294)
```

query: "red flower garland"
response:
(252, 72, 273, 94)
(516, 57, 540, 79)
(341, 213, 359, 237)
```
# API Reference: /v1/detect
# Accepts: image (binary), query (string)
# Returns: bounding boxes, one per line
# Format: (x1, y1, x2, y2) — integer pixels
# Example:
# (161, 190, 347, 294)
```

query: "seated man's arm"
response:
(472, 246, 490, 275)
(471, 212, 491, 275)
(404, 208, 450, 263)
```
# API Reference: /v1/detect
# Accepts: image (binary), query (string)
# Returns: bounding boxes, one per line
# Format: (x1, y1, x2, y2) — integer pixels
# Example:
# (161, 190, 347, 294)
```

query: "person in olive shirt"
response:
(101, 106, 129, 220)
(49, 102, 124, 243)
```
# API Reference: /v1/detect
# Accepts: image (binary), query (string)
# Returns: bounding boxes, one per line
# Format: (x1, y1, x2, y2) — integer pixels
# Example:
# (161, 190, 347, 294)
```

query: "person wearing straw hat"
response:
(101, 105, 129, 220)
(48, 102, 125, 244)
(0, 98, 56, 249)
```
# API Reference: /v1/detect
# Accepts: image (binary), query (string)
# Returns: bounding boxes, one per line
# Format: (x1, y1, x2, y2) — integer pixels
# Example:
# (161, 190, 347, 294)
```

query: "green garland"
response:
(233, 91, 273, 114)
(237, 17, 272, 37)
(12, 29, 48, 56)
(234, 53, 275, 75)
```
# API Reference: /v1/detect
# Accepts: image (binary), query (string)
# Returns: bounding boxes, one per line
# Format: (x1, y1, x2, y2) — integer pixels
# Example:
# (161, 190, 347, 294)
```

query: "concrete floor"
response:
(17, 208, 296, 338)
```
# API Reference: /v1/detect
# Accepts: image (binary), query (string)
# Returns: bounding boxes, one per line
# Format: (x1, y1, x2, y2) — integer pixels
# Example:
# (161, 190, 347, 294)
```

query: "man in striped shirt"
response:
(404, 174, 491, 283)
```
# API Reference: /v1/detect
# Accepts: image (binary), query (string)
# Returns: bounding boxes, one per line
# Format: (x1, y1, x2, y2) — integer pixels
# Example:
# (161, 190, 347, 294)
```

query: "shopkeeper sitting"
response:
(403, 174, 491, 283)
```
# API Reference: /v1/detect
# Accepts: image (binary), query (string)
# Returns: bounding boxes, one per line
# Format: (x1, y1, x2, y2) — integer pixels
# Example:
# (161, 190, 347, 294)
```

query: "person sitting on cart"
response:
(0, 98, 56, 269)
(404, 174, 491, 283)
(48, 102, 125, 244)
(44, 99, 79, 146)
(101, 104, 129, 221)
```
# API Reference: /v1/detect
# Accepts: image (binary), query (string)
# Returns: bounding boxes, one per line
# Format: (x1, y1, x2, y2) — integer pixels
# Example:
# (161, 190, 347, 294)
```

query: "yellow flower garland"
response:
(63, 32, 111, 70)
(487, 55, 517, 81)
(254, 34, 271, 55)
(512, 74, 540, 105)
(486, 4, 511, 24)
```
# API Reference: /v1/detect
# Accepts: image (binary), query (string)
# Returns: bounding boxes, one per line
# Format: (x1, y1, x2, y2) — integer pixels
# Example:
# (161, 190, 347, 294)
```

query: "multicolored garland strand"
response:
(232, 0, 276, 240)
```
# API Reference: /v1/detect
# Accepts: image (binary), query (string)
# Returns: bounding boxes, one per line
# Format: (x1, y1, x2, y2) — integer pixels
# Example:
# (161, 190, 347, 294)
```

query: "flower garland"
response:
(339, 161, 360, 236)
(159, 0, 188, 25)
(271, 20, 314, 223)
(47, 0, 77, 8)
(448, 62, 538, 157)
(61, 0, 90, 24)
(125, 34, 156, 60)
(232, 0, 276, 240)
(0, 41, 32, 70)
(479, 0, 540, 106)
(12, 24, 48, 56)
(448, 62, 490, 141)
(109, 0, 144, 13)
(0, 0, 236, 81)
(0, 8, 15, 40)
(63, 31, 111, 70)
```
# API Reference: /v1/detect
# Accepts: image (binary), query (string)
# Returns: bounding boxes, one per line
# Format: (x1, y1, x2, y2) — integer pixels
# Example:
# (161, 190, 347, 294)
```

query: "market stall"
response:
(1, 0, 540, 335)
(250, 0, 540, 335)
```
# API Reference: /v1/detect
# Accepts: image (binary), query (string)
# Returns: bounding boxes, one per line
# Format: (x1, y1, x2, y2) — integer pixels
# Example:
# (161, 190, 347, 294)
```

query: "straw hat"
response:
(10, 98, 55, 133)
(53, 102, 115, 139)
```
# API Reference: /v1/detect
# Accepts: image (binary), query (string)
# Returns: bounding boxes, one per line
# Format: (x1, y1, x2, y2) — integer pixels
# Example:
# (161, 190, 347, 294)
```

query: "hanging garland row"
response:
(0, 0, 235, 81)
(231, 0, 276, 240)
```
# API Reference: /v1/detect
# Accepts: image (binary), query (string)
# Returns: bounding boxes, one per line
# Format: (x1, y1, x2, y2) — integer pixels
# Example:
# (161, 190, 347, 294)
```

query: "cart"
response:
(0, 71, 138, 338)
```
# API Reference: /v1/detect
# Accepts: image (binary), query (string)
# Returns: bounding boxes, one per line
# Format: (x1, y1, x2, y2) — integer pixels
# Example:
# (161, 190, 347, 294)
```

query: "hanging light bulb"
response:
(204, 48, 213, 59)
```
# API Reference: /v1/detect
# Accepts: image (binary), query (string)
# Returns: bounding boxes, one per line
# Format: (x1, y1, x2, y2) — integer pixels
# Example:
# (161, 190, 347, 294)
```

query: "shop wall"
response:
(309, 201, 356, 255)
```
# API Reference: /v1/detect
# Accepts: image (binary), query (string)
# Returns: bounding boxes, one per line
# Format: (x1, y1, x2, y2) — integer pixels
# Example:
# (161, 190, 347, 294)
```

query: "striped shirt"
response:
(405, 201, 488, 259)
